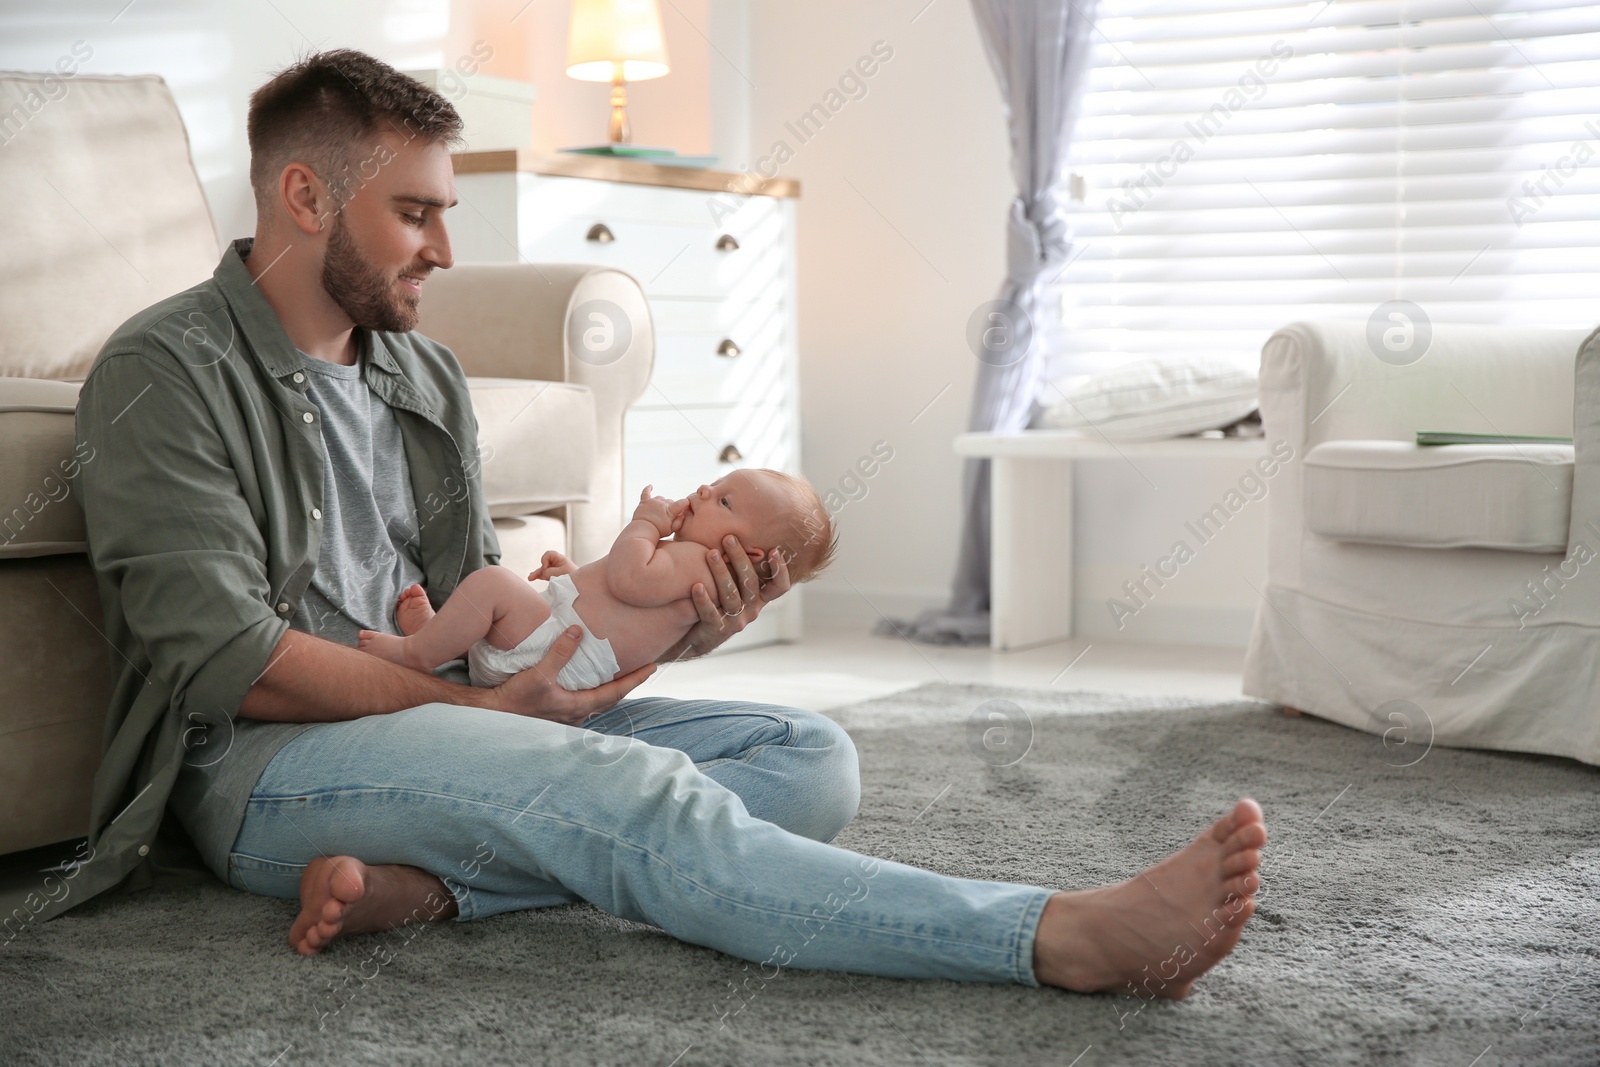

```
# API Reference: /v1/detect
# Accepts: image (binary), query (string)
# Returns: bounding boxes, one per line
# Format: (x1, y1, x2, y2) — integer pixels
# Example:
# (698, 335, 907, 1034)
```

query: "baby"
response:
(357, 468, 836, 690)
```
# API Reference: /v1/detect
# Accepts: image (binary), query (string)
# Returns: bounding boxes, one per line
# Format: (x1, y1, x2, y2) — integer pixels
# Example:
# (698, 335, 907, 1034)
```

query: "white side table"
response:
(954, 432, 1269, 650)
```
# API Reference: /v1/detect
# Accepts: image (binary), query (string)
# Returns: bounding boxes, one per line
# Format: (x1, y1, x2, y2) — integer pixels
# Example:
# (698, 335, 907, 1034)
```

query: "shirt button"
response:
(137, 845, 150, 857)
(311, 508, 322, 520)
(292, 372, 305, 384)
(302, 411, 314, 423)
(277, 602, 290, 613)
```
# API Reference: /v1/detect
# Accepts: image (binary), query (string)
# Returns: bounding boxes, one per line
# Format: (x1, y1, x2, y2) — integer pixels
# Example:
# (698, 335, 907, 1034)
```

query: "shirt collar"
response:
(214, 237, 403, 379)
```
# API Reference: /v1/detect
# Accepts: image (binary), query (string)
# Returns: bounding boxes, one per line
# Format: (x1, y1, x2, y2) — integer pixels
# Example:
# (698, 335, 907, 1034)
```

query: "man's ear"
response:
(279, 162, 331, 237)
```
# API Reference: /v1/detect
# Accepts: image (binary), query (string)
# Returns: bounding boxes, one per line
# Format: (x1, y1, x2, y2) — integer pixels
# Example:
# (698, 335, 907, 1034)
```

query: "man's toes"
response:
(1221, 893, 1257, 926)
(1226, 871, 1261, 898)
(1222, 820, 1268, 854)
(1232, 798, 1264, 832)
(1223, 848, 1262, 877)
(1209, 798, 1259, 843)
(328, 860, 366, 904)
(1213, 797, 1263, 835)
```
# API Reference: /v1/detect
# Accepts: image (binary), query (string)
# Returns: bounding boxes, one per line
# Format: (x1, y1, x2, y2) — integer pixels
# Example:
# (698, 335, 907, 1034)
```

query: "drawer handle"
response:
(586, 222, 615, 243)
(718, 444, 743, 463)
(714, 234, 740, 252)
(716, 339, 741, 358)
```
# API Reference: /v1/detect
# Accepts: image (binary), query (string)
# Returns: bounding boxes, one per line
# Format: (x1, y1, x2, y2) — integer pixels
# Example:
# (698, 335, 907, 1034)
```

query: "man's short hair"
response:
(247, 49, 464, 218)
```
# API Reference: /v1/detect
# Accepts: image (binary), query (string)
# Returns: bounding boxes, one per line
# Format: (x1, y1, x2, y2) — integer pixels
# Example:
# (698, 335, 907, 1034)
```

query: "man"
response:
(51, 50, 1265, 994)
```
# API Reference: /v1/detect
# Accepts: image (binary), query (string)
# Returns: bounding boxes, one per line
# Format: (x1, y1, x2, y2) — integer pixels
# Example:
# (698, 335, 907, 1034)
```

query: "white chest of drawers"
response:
(448, 151, 804, 649)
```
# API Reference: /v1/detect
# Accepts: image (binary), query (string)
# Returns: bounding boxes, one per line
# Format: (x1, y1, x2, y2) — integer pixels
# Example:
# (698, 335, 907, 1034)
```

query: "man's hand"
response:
(487, 624, 653, 725)
(659, 537, 791, 663)
(633, 485, 687, 538)
(527, 550, 576, 582)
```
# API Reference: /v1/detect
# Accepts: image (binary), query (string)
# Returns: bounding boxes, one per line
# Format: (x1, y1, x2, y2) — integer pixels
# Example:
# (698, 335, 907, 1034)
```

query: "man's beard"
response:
(320, 215, 421, 334)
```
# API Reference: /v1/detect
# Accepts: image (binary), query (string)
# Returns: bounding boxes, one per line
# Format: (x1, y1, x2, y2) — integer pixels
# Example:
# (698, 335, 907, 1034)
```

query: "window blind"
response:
(1048, 0, 1600, 382)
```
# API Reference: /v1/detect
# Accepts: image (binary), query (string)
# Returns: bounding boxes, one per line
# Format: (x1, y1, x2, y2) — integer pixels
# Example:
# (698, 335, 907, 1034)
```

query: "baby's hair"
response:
(752, 469, 837, 584)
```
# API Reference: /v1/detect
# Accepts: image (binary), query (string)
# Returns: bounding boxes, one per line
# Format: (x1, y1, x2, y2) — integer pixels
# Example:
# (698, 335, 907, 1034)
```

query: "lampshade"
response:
(566, 0, 670, 83)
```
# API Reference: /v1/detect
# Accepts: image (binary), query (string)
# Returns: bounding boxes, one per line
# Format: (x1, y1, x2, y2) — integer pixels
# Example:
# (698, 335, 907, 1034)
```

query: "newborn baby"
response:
(357, 468, 836, 689)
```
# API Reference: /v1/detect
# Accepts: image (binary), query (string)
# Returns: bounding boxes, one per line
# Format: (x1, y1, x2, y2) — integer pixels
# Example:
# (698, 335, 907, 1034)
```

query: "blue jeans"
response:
(225, 697, 1054, 985)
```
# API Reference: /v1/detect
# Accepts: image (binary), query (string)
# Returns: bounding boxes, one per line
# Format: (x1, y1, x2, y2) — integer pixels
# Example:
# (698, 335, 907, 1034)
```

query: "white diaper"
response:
(466, 573, 621, 691)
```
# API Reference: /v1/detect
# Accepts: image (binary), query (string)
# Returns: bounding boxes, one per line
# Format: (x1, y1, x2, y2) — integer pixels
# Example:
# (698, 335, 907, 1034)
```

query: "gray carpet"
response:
(3, 684, 1598, 1067)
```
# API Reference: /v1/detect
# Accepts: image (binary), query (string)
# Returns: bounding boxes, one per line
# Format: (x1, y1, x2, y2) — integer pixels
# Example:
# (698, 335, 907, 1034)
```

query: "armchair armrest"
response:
(1571, 326, 1600, 550)
(417, 264, 654, 564)
(1257, 320, 1590, 579)
(1260, 320, 1585, 456)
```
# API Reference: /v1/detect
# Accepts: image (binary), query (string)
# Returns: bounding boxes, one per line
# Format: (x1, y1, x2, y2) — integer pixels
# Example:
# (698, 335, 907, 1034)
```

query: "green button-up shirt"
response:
(5, 239, 499, 927)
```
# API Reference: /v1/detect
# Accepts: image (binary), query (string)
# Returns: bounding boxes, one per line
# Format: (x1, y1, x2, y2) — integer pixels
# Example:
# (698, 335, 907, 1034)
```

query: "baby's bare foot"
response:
(357, 628, 423, 670)
(1033, 798, 1266, 998)
(395, 583, 434, 637)
(289, 856, 457, 956)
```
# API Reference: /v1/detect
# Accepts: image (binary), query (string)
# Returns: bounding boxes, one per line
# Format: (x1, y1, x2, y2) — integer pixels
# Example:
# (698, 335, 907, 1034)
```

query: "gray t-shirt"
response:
(293, 349, 428, 641)
(171, 348, 469, 879)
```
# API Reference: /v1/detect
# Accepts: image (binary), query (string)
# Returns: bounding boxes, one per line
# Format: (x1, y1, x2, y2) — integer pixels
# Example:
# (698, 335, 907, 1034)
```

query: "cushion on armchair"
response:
(1303, 439, 1574, 552)
(467, 377, 595, 516)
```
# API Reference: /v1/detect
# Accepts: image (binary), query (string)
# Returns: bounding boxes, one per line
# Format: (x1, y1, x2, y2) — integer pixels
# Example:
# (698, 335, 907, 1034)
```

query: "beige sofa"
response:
(0, 73, 651, 856)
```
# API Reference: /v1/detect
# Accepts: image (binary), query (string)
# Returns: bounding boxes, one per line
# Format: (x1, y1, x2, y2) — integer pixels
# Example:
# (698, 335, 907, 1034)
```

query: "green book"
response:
(1416, 431, 1573, 446)
(561, 144, 679, 158)
(559, 145, 720, 168)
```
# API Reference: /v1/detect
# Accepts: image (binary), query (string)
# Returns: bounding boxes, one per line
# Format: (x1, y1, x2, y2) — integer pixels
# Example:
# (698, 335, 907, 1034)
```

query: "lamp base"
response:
(609, 76, 630, 143)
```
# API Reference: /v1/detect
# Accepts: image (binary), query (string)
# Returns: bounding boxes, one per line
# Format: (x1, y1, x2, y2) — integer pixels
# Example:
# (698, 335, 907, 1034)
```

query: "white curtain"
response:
(886, 0, 1100, 644)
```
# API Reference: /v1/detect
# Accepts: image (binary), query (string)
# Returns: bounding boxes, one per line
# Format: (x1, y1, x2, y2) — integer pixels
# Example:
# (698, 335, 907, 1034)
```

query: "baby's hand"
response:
(633, 485, 687, 536)
(528, 550, 575, 582)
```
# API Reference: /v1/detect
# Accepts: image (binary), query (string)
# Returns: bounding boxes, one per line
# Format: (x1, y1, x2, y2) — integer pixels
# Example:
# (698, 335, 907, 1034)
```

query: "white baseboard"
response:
(803, 585, 946, 631)
(805, 585, 1258, 649)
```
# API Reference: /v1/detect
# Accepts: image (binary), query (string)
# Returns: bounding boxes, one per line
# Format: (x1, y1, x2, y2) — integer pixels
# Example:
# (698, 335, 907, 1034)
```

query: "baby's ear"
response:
(745, 544, 767, 562)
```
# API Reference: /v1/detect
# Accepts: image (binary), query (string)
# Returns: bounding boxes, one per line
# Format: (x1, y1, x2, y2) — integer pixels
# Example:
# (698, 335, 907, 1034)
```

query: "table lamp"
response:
(565, 0, 670, 145)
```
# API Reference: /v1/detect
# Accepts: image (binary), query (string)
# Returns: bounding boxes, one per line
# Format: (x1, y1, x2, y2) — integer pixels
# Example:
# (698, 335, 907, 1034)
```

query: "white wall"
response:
(744, 0, 1013, 624)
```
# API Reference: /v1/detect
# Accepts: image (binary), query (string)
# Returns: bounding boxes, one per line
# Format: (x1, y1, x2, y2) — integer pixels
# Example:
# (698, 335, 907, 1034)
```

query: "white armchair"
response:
(1243, 320, 1600, 766)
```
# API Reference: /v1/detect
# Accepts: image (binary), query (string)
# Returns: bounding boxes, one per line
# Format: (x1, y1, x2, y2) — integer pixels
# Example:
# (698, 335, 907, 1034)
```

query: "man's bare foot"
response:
(1032, 798, 1267, 999)
(289, 856, 458, 956)
(394, 583, 435, 637)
